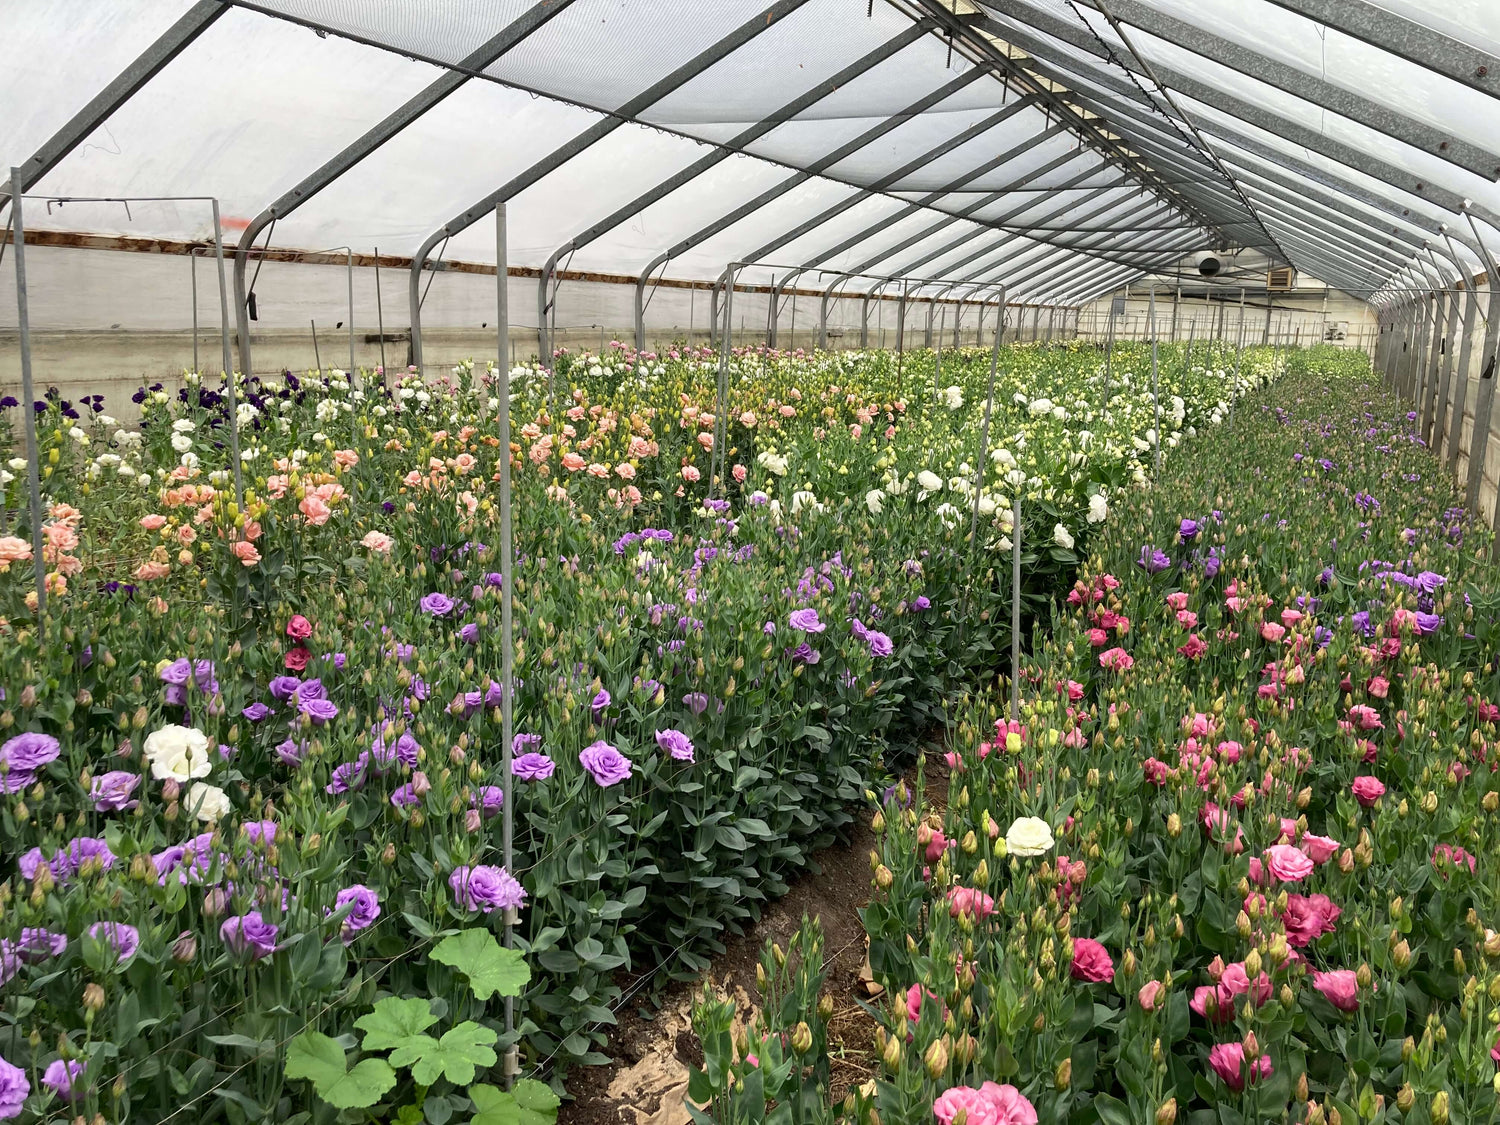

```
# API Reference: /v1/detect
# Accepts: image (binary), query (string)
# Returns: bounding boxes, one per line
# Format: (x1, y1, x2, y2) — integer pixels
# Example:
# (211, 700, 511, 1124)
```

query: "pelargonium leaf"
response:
(430, 929, 531, 1001)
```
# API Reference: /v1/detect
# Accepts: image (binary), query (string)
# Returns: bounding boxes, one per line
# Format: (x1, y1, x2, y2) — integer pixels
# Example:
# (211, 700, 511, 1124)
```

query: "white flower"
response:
(790, 490, 820, 515)
(757, 450, 789, 477)
(170, 433, 193, 453)
(1028, 398, 1054, 417)
(68, 426, 89, 445)
(241, 447, 260, 463)
(977, 493, 997, 516)
(990, 447, 1016, 468)
(865, 489, 885, 515)
(916, 470, 943, 492)
(1005, 816, 1055, 857)
(144, 724, 212, 783)
(116, 464, 135, 479)
(943, 386, 964, 410)
(115, 430, 142, 447)
(180, 452, 200, 470)
(935, 502, 961, 530)
(98, 415, 117, 427)
(0, 470, 12, 486)
(7, 457, 26, 471)
(1087, 494, 1108, 524)
(1051, 406, 1067, 421)
(998, 535, 1012, 552)
(172, 418, 195, 433)
(1053, 523, 1074, 550)
(183, 781, 231, 823)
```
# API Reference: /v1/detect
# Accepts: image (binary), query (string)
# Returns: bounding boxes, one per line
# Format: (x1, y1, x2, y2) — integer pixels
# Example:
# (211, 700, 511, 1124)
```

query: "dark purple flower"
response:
(330, 884, 381, 942)
(579, 740, 632, 787)
(592, 689, 611, 715)
(160, 658, 193, 686)
(790, 642, 820, 664)
(221, 911, 278, 960)
(90, 771, 141, 812)
(326, 752, 369, 795)
(390, 783, 422, 809)
(275, 738, 307, 766)
(242, 702, 273, 723)
(1416, 612, 1442, 636)
(86, 921, 140, 962)
(512, 752, 554, 780)
(655, 729, 694, 763)
(1136, 546, 1171, 575)
(1179, 518, 1200, 542)
(420, 592, 455, 616)
(449, 864, 526, 913)
(912, 595, 931, 611)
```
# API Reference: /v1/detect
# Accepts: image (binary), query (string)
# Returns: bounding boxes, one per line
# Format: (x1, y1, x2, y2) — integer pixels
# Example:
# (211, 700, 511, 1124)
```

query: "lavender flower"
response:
(655, 729, 695, 763)
(459, 623, 479, 644)
(789, 608, 826, 633)
(471, 785, 505, 818)
(0, 731, 60, 791)
(42, 1059, 85, 1102)
(591, 689, 611, 715)
(579, 741, 633, 787)
(1179, 518, 1200, 542)
(90, 771, 141, 812)
(683, 692, 709, 715)
(0, 1056, 28, 1118)
(912, 595, 931, 611)
(512, 752, 555, 780)
(1135, 547, 1171, 576)
(390, 783, 422, 809)
(267, 676, 301, 701)
(449, 865, 527, 913)
(221, 911, 278, 960)
(299, 698, 339, 726)
(86, 921, 140, 963)
(866, 630, 894, 658)
(242, 702, 273, 723)
(331, 885, 381, 942)
(326, 753, 369, 795)
(420, 592, 455, 616)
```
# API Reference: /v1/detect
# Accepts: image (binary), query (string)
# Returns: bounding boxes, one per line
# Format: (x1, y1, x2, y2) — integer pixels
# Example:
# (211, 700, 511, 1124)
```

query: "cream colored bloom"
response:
(1053, 523, 1075, 550)
(184, 781, 231, 822)
(144, 724, 212, 783)
(1005, 816, 1055, 857)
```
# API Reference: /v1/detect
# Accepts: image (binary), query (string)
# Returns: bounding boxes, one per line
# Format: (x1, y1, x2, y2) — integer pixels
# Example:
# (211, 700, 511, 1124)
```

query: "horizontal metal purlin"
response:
(958, 209, 1190, 292)
(1270, 235, 1390, 297)
(1228, 162, 1430, 259)
(1265, 226, 1393, 290)
(1008, 237, 1190, 301)
(989, 215, 1199, 293)
(1073, 0, 1499, 178)
(1240, 186, 1415, 271)
(1256, 0, 1500, 102)
(650, 96, 1043, 277)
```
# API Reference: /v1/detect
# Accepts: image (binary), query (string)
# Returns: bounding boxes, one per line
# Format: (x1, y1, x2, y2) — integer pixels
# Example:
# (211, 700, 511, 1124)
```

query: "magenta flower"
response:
(1312, 969, 1360, 1011)
(579, 741, 632, 787)
(1069, 937, 1114, 982)
(1208, 1042, 1271, 1091)
(449, 864, 527, 913)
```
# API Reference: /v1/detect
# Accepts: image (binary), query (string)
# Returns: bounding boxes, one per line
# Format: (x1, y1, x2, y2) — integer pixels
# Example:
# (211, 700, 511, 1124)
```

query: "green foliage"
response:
(432, 928, 531, 1001)
(285, 1032, 398, 1110)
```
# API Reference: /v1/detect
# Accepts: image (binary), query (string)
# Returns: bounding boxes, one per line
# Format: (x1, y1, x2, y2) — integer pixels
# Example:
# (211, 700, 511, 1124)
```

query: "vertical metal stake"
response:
(210, 199, 243, 505)
(1011, 491, 1021, 724)
(191, 249, 199, 375)
(347, 248, 356, 375)
(9, 169, 47, 612)
(494, 204, 517, 1082)
(374, 247, 387, 383)
(1150, 282, 1161, 476)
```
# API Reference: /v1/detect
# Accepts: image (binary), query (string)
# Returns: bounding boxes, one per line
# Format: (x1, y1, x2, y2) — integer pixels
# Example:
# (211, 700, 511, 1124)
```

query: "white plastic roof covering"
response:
(3, 0, 1500, 310)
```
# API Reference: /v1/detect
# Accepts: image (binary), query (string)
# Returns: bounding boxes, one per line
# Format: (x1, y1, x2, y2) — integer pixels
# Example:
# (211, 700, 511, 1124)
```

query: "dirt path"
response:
(560, 747, 950, 1125)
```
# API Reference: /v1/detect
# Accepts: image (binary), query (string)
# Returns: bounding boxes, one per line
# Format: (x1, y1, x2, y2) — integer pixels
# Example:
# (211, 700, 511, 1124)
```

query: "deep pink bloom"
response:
(947, 886, 995, 920)
(1312, 969, 1360, 1011)
(1070, 938, 1114, 983)
(1209, 1042, 1271, 1091)
(1300, 834, 1340, 864)
(1263, 844, 1314, 883)
(1351, 776, 1386, 806)
(1282, 893, 1341, 947)
(1138, 980, 1163, 1011)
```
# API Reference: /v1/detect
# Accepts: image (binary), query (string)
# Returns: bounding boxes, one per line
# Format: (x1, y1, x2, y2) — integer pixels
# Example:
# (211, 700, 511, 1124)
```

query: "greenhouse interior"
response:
(4, 1, 1500, 1123)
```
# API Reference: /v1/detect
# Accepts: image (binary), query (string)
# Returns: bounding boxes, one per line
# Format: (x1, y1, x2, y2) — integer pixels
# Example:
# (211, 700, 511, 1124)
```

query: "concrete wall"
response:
(0, 243, 1017, 418)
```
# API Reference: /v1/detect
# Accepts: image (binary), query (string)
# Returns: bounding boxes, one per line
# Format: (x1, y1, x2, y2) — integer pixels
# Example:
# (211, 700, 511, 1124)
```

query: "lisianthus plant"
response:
(0, 338, 1268, 1118)
(852, 348, 1500, 1124)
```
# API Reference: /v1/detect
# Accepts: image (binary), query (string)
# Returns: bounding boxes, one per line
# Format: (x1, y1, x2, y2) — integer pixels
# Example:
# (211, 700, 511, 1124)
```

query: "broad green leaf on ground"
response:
(355, 996, 441, 1051)
(284, 1031, 397, 1109)
(468, 1079, 561, 1125)
(388, 1021, 498, 1085)
(431, 929, 531, 1001)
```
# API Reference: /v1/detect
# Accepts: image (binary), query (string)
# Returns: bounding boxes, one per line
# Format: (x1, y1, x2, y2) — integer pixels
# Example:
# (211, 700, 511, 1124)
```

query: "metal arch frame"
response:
(228, 0, 578, 376)
(0, 0, 228, 208)
(539, 21, 950, 356)
(630, 92, 1046, 328)
(407, 0, 812, 370)
(1068, 0, 1500, 178)
(1001, 236, 1195, 304)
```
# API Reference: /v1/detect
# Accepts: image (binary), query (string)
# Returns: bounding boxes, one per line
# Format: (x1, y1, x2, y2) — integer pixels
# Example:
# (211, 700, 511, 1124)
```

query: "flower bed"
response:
(815, 348, 1500, 1124)
(0, 339, 1265, 1119)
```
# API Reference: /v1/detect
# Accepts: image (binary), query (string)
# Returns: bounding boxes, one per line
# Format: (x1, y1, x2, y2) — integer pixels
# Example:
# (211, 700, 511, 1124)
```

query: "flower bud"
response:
(1401, 1036, 1415, 1062)
(82, 983, 106, 1012)
(874, 865, 893, 890)
(1396, 1084, 1415, 1112)
(465, 808, 483, 834)
(381, 842, 397, 865)
(1244, 949, 1262, 979)
(1356, 962, 1373, 989)
(923, 1037, 949, 1078)
(1054, 1057, 1072, 1090)
(818, 994, 834, 1022)
(1393, 940, 1411, 969)
(1155, 1098, 1177, 1125)
(172, 931, 197, 963)
(1431, 1090, 1449, 1125)
(1166, 813, 1181, 837)
(882, 1034, 901, 1072)
(1305, 1102, 1325, 1125)
(791, 1021, 813, 1055)
(1236, 911, 1252, 938)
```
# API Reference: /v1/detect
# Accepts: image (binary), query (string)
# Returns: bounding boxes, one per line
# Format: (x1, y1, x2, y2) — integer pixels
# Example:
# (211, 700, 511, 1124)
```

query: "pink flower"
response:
(1190, 986, 1232, 1024)
(1220, 962, 1272, 1007)
(1312, 969, 1360, 1011)
(361, 530, 394, 554)
(1138, 980, 1163, 1011)
(1263, 844, 1314, 883)
(230, 540, 260, 566)
(947, 886, 995, 920)
(1178, 634, 1208, 659)
(1166, 591, 1189, 611)
(1350, 776, 1385, 806)
(1300, 834, 1339, 864)
(906, 983, 943, 1024)
(299, 495, 332, 526)
(561, 452, 586, 472)
(1208, 1042, 1272, 1091)
(1176, 610, 1198, 629)
(732, 464, 747, 483)
(1087, 627, 1109, 647)
(1280, 608, 1304, 627)
(1348, 704, 1383, 731)
(1099, 647, 1133, 672)
(286, 615, 313, 641)
(139, 514, 169, 531)
(681, 465, 701, 483)
(1282, 893, 1341, 947)
(1070, 937, 1114, 983)
(1260, 622, 1286, 643)
(933, 1086, 996, 1125)
(1432, 843, 1477, 875)
(1367, 675, 1390, 699)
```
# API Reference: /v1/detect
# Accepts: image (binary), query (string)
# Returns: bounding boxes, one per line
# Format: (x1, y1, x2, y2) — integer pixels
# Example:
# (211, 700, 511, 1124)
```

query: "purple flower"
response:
(789, 608, 826, 633)
(42, 1059, 86, 1102)
(242, 702, 273, 723)
(512, 732, 541, 756)
(55, 837, 114, 879)
(267, 676, 302, 701)
(790, 643, 821, 665)
(471, 785, 505, 818)
(459, 623, 479, 644)
(579, 740, 633, 787)
(0, 731, 60, 791)
(294, 678, 327, 703)
(1416, 612, 1442, 636)
(1136, 546, 1171, 575)
(86, 921, 140, 962)
(1415, 570, 1447, 595)
(326, 753, 369, 795)
(275, 738, 307, 766)
(221, 911, 278, 960)
(299, 697, 340, 726)
(449, 864, 527, 913)
(912, 595, 931, 611)
(486, 572, 504, 586)
(763, 621, 776, 635)
(160, 658, 193, 686)
(420, 592, 455, 616)
(592, 689, 611, 715)
(390, 783, 422, 809)
(242, 820, 278, 847)
(1317, 566, 1334, 588)
(90, 771, 141, 812)
(683, 692, 709, 715)
(512, 752, 555, 780)
(18, 848, 49, 881)
(867, 630, 894, 658)
(0, 1056, 28, 1118)
(331, 885, 381, 942)
(655, 729, 694, 763)
(1179, 518, 1200, 542)
(11, 928, 67, 962)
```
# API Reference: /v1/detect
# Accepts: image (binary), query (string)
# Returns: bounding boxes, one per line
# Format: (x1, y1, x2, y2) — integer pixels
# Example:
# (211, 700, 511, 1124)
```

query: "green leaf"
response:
(469, 1080, 561, 1125)
(285, 1031, 397, 1110)
(389, 1022, 498, 1086)
(431, 929, 531, 1001)
(356, 997, 441, 1051)
(1094, 1092, 1132, 1125)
